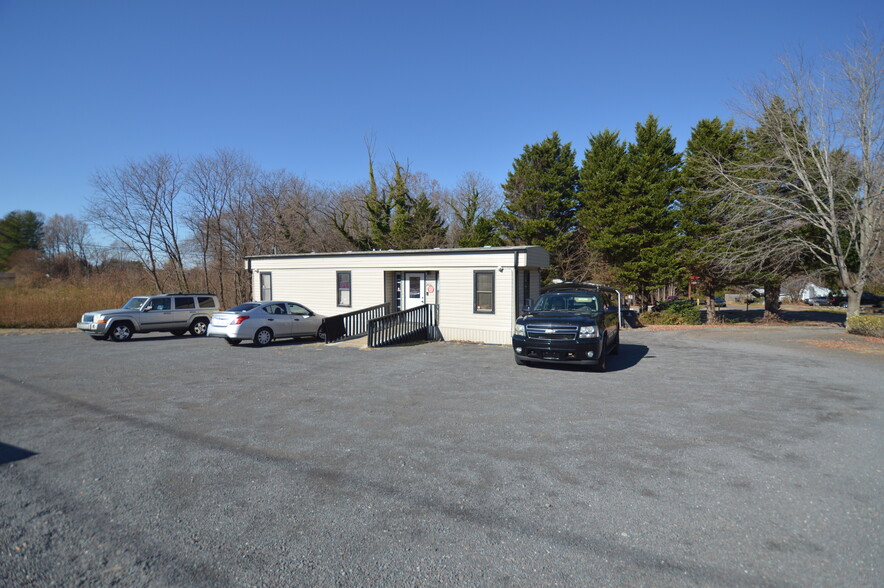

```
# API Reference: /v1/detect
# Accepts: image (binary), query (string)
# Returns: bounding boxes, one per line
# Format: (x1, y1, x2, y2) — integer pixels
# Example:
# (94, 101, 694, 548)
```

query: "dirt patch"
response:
(794, 336, 884, 355)
(0, 328, 79, 336)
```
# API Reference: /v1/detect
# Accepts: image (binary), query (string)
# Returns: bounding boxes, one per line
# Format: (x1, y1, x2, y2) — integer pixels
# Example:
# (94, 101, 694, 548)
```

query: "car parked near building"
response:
(77, 293, 221, 342)
(512, 283, 620, 372)
(207, 301, 327, 346)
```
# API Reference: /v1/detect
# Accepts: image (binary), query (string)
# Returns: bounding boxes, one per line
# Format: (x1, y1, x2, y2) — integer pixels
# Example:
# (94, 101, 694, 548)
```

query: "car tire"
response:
(171, 330, 187, 337)
(610, 333, 620, 355)
(316, 325, 327, 342)
(592, 336, 607, 372)
(109, 322, 134, 342)
(225, 338, 241, 346)
(253, 327, 273, 347)
(190, 318, 209, 337)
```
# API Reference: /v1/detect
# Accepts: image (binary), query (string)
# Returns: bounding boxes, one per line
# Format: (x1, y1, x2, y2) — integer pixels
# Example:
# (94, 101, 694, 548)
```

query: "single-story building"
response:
(245, 246, 550, 345)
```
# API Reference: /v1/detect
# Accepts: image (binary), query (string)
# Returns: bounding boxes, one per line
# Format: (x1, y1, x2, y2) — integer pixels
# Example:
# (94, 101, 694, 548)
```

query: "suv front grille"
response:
(526, 325, 579, 340)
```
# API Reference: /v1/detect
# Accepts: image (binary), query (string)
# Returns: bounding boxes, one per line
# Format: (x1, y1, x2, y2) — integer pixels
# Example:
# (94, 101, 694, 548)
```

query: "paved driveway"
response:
(0, 327, 881, 586)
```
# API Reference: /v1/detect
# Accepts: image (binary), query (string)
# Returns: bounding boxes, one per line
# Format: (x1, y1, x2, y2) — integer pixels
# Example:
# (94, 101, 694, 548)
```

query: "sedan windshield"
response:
(534, 293, 599, 313)
(228, 303, 261, 312)
(123, 297, 148, 310)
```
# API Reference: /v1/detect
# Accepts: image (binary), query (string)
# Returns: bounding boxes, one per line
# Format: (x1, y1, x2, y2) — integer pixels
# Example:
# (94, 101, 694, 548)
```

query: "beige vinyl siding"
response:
(246, 247, 547, 344)
(436, 267, 514, 344)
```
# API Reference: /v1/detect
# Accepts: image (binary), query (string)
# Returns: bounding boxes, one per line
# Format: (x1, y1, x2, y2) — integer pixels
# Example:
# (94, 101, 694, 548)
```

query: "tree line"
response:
(2, 31, 880, 316)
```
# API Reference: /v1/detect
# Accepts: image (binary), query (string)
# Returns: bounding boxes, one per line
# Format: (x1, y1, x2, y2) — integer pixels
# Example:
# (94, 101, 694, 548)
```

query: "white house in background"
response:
(245, 246, 550, 345)
(798, 283, 830, 301)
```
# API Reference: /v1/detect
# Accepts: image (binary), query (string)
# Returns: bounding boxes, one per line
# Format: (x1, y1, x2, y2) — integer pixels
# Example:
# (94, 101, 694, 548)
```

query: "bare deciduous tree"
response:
(89, 154, 189, 292)
(708, 30, 883, 317)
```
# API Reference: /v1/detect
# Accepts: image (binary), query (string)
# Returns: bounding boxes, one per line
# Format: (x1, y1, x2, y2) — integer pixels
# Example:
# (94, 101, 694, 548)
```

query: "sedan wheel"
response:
(253, 327, 273, 347)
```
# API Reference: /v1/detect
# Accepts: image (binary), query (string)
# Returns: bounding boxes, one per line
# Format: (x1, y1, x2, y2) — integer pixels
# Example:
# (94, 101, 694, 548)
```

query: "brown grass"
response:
(0, 277, 151, 328)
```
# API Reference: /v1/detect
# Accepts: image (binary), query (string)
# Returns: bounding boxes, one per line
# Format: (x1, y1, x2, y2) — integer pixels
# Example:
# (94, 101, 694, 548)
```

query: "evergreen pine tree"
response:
(497, 131, 579, 277)
(0, 210, 44, 270)
(680, 117, 745, 320)
(577, 116, 682, 304)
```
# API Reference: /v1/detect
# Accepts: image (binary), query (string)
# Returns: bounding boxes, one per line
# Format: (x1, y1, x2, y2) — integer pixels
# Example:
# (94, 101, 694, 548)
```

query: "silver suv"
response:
(77, 293, 221, 342)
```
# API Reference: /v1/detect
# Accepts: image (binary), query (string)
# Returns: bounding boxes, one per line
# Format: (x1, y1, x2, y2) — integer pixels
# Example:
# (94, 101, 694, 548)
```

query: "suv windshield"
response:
(533, 292, 600, 313)
(122, 297, 148, 310)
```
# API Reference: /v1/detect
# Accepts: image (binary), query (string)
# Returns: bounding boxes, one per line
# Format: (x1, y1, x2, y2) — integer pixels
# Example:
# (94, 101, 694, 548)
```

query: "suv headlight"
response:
(514, 324, 525, 337)
(578, 325, 597, 337)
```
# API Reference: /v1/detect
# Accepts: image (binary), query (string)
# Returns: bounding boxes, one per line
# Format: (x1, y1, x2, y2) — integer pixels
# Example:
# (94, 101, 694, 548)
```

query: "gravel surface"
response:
(1, 327, 881, 587)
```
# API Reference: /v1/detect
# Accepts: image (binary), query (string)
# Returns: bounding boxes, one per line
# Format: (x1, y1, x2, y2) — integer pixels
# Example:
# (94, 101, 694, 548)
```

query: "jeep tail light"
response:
(233, 315, 249, 325)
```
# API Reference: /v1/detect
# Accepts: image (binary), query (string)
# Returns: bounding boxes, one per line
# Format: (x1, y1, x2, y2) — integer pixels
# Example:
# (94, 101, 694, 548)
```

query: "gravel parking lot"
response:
(1, 327, 881, 587)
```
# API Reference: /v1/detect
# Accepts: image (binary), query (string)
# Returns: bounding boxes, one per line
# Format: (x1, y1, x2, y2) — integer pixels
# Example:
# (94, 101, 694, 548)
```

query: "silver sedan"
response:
(207, 301, 326, 346)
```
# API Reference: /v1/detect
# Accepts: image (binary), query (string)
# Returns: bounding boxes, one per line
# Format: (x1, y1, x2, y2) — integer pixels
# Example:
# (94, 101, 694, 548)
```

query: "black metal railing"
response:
(367, 304, 439, 348)
(323, 303, 392, 344)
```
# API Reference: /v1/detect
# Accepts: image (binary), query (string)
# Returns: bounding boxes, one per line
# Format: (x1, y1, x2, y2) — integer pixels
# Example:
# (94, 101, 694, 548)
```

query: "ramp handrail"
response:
(323, 303, 392, 343)
(367, 304, 439, 348)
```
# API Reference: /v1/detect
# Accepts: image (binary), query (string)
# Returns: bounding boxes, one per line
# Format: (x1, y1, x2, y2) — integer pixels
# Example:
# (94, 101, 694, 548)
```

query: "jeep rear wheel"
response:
(110, 322, 133, 342)
(190, 318, 209, 337)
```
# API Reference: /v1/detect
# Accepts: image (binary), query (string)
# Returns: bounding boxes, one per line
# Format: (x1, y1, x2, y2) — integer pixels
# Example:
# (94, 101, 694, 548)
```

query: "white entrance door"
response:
(404, 273, 425, 310)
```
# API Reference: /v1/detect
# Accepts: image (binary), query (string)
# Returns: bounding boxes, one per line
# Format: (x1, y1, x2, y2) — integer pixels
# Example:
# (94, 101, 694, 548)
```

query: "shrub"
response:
(640, 300, 702, 326)
(846, 315, 884, 338)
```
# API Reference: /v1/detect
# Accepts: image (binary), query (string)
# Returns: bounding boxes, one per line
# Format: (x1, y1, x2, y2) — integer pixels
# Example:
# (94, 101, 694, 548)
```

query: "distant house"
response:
(245, 246, 550, 345)
(798, 283, 829, 301)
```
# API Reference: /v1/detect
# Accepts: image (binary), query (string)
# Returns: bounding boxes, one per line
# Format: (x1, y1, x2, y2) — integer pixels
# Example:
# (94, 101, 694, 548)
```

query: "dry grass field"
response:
(0, 278, 147, 328)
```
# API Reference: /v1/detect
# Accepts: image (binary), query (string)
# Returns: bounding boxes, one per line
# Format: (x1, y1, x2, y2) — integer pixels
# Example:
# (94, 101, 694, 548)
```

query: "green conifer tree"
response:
(497, 131, 579, 277)
(0, 210, 44, 270)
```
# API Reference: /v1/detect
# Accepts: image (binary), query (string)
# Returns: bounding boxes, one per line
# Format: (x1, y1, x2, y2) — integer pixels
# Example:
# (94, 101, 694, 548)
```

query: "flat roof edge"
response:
(245, 245, 547, 261)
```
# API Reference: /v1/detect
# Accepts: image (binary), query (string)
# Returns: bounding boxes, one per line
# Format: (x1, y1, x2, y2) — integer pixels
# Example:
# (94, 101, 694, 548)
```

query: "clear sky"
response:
(0, 0, 880, 220)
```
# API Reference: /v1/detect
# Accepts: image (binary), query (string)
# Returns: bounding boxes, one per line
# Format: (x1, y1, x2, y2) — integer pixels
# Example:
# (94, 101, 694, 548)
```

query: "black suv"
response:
(512, 283, 621, 371)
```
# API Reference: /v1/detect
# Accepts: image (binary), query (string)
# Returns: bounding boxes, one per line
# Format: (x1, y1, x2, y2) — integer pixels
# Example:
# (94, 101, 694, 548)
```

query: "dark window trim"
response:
(473, 270, 495, 314)
(337, 270, 352, 307)
(259, 272, 272, 301)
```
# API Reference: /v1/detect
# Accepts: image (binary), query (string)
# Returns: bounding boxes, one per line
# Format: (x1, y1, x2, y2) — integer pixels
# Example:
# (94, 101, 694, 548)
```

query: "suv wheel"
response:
(110, 322, 133, 342)
(253, 327, 273, 347)
(190, 318, 209, 337)
(593, 335, 607, 372)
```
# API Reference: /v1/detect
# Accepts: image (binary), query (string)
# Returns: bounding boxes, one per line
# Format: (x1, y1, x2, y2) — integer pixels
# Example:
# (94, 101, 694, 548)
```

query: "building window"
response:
(260, 272, 272, 301)
(474, 270, 495, 313)
(337, 271, 351, 307)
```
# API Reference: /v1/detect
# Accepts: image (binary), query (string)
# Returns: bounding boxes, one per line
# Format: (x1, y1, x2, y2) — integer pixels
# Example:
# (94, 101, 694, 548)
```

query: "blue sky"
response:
(0, 0, 880, 221)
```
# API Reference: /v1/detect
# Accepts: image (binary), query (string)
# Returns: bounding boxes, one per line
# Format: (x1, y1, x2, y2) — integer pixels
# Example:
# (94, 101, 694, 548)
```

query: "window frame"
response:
(259, 272, 272, 301)
(473, 270, 495, 314)
(336, 271, 352, 308)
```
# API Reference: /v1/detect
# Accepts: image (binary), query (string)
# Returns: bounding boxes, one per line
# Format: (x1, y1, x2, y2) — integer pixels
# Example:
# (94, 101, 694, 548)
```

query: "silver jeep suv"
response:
(77, 293, 221, 342)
